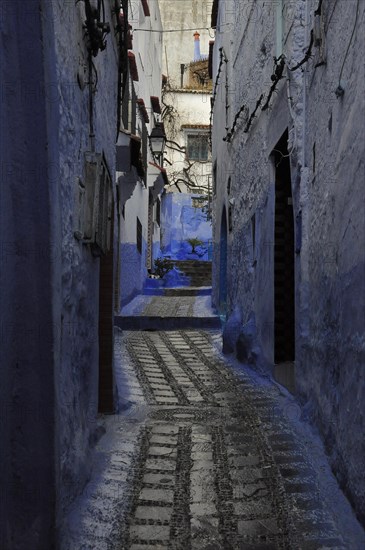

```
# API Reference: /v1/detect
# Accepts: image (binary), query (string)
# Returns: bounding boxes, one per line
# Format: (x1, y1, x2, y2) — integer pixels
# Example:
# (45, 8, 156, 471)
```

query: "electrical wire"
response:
(132, 23, 231, 33)
(325, 0, 339, 33)
(338, 0, 360, 86)
(133, 27, 211, 33)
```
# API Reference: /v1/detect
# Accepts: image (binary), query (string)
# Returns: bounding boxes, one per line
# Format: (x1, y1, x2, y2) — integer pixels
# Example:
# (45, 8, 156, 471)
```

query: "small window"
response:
(136, 218, 142, 254)
(187, 134, 209, 161)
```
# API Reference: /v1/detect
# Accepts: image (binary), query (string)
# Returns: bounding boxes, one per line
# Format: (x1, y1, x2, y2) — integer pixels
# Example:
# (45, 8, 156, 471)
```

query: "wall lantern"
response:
(149, 123, 166, 161)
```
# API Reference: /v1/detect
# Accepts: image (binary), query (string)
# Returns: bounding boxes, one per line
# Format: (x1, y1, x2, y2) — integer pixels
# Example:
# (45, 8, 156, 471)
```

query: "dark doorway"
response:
(98, 206, 115, 413)
(274, 131, 295, 365)
(146, 191, 153, 270)
(219, 207, 228, 314)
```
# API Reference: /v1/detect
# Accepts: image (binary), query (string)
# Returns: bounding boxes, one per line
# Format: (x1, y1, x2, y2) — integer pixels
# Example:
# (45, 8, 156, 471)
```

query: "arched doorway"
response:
(219, 207, 228, 314)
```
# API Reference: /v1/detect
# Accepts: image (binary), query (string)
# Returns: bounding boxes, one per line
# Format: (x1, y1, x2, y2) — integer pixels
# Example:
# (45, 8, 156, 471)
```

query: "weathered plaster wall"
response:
(51, 1, 119, 527)
(120, 181, 149, 307)
(1, 0, 120, 545)
(159, 0, 212, 195)
(118, 0, 163, 309)
(130, 0, 163, 119)
(300, 0, 365, 523)
(162, 90, 212, 193)
(159, 0, 211, 85)
(212, 0, 365, 523)
(161, 192, 212, 259)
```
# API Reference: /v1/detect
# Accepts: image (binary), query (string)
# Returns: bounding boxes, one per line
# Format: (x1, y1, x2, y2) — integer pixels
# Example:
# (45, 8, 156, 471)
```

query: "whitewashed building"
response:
(159, 0, 213, 260)
(117, 0, 166, 306)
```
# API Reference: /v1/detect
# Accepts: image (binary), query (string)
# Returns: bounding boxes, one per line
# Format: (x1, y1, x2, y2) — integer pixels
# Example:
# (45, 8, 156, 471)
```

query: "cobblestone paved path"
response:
(116, 329, 357, 550)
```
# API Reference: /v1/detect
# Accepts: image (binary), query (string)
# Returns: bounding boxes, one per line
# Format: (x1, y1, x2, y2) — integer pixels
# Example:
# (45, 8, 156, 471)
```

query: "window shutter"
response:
(79, 152, 113, 255)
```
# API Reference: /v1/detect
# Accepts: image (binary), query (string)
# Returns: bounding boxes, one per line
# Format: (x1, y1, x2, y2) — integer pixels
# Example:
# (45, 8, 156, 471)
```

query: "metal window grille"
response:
(187, 134, 209, 161)
(136, 217, 142, 254)
(155, 198, 161, 226)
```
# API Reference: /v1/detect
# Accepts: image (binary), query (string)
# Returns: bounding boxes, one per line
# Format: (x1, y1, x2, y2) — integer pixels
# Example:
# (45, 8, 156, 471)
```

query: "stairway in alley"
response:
(172, 260, 212, 288)
(116, 294, 220, 330)
(116, 261, 219, 330)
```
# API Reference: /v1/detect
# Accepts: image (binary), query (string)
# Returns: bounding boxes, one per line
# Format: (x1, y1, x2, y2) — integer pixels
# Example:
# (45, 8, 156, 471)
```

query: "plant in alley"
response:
(186, 237, 204, 254)
(154, 257, 174, 278)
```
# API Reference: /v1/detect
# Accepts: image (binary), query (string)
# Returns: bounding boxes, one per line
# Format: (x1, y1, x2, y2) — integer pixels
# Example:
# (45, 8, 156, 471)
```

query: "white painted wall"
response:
(163, 90, 212, 193)
(159, 0, 212, 85)
(158, 0, 213, 197)
(118, 0, 164, 307)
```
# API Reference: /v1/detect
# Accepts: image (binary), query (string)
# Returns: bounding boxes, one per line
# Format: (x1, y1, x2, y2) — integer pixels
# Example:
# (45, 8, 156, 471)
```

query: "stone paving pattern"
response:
(116, 330, 358, 549)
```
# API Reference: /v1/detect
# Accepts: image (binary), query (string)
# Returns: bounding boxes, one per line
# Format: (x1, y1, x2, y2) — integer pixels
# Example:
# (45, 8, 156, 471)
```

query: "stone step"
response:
(164, 286, 211, 296)
(174, 260, 212, 270)
(115, 315, 221, 330)
(172, 260, 212, 287)
(143, 286, 212, 297)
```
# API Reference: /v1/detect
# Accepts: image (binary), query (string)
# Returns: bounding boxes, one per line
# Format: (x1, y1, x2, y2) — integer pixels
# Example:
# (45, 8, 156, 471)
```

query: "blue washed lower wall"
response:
(120, 240, 148, 308)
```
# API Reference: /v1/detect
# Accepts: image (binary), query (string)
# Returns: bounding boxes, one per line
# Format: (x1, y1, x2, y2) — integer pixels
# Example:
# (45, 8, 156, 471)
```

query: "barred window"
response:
(155, 198, 161, 227)
(187, 134, 209, 161)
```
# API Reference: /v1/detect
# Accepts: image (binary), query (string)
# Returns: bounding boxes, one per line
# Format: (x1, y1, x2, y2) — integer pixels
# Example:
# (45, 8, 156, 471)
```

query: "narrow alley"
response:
(1, 1, 364, 548)
(62, 294, 364, 550)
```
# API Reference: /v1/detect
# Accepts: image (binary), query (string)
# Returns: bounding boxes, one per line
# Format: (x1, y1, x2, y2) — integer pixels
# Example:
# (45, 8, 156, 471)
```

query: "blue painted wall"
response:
(161, 193, 212, 260)
(120, 238, 148, 307)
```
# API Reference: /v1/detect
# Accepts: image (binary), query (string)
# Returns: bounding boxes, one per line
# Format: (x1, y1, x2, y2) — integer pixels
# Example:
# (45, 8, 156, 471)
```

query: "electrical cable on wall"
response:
(244, 94, 264, 133)
(209, 48, 227, 148)
(213, 0, 327, 144)
(262, 55, 286, 110)
(78, 0, 110, 56)
(288, 30, 314, 71)
(337, 0, 360, 96)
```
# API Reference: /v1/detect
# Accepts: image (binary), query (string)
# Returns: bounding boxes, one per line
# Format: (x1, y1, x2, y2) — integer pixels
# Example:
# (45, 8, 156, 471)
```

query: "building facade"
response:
(117, 0, 166, 306)
(0, 1, 126, 546)
(211, 0, 365, 524)
(158, 0, 213, 260)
